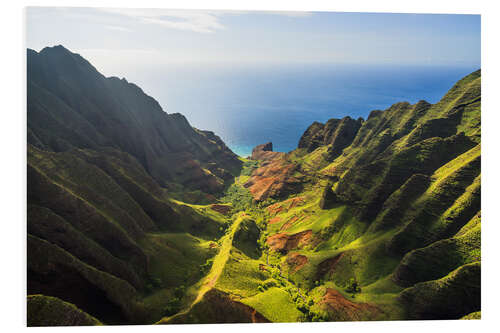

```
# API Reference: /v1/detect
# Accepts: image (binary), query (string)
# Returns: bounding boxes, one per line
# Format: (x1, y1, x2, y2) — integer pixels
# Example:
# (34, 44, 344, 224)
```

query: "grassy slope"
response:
(241, 287, 304, 322)
(27, 69, 480, 324)
(159, 94, 480, 322)
(217, 70, 482, 322)
(156, 212, 282, 323)
(27, 295, 102, 326)
(27, 144, 233, 324)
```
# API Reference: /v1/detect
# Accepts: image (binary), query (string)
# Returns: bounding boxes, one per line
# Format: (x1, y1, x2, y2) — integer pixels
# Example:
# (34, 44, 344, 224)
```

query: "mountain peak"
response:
(40, 44, 71, 55)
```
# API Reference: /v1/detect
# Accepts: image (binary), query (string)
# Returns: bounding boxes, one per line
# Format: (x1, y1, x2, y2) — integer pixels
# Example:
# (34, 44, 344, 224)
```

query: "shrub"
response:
(345, 278, 361, 294)
(163, 297, 181, 316)
(263, 279, 277, 289)
(174, 285, 185, 298)
(200, 258, 214, 275)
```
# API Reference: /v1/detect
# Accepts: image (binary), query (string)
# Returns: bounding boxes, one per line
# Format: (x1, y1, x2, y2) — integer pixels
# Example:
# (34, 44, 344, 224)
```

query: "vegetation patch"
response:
(241, 287, 304, 322)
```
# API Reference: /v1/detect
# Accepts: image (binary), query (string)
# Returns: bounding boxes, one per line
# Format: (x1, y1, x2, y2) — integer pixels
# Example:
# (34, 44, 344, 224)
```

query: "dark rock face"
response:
(255, 142, 273, 152)
(298, 116, 363, 159)
(251, 142, 283, 161)
(319, 184, 338, 209)
(325, 117, 364, 160)
(298, 122, 325, 152)
(27, 45, 241, 193)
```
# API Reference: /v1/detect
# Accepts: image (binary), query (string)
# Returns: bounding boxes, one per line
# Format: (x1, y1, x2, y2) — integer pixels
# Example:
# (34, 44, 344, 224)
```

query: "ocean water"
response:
(131, 63, 478, 157)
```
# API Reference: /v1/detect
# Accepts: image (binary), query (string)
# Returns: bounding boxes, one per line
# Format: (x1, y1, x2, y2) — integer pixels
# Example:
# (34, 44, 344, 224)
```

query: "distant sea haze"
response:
(131, 63, 479, 157)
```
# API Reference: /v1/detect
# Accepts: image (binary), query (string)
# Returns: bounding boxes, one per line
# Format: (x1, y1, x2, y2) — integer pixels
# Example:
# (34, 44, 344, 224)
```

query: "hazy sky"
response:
(26, 7, 480, 76)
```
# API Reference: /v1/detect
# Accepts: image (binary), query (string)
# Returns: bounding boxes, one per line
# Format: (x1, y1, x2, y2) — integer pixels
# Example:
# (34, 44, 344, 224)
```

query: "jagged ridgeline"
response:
(239, 69, 480, 322)
(27, 45, 481, 325)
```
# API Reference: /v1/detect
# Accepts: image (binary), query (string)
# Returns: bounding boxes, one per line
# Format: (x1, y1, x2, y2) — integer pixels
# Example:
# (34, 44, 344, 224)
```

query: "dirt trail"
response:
(158, 213, 247, 323)
(251, 309, 257, 323)
(194, 213, 245, 302)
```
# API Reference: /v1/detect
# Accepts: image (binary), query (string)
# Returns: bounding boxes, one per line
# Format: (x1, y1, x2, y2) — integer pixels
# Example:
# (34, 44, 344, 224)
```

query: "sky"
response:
(26, 7, 480, 77)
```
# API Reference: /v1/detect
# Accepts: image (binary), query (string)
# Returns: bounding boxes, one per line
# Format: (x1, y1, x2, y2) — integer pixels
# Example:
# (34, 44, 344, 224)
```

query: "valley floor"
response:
(153, 160, 407, 324)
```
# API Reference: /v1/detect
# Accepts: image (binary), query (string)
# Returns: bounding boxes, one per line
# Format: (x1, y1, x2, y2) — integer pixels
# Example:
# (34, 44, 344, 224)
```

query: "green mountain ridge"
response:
(28, 45, 241, 194)
(27, 46, 481, 325)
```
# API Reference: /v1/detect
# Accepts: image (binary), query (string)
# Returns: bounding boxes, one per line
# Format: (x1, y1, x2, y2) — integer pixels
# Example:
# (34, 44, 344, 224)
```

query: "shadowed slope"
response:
(27, 295, 102, 326)
(27, 45, 241, 193)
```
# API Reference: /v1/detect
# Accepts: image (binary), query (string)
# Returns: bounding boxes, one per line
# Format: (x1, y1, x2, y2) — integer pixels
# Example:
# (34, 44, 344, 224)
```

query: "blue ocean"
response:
(131, 63, 478, 157)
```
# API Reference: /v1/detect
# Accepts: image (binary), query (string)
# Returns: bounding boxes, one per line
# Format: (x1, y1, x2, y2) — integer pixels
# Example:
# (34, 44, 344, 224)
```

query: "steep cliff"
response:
(27, 46, 241, 325)
(27, 45, 241, 193)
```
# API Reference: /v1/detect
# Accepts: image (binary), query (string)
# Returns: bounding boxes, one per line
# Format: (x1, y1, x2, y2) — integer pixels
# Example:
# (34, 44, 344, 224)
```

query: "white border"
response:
(2, 1, 498, 332)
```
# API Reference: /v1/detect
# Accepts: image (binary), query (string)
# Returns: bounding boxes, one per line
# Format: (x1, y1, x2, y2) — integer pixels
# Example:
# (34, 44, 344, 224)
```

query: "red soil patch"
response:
(320, 288, 382, 321)
(266, 230, 314, 254)
(316, 253, 344, 280)
(286, 253, 308, 273)
(288, 197, 305, 210)
(267, 204, 284, 216)
(266, 196, 305, 216)
(280, 216, 299, 231)
(259, 264, 268, 272)
(210, 204, 232, 216)
(252, 150, 284, 161)
(244, 159, 303, 202)
(268, 216, 282, 224)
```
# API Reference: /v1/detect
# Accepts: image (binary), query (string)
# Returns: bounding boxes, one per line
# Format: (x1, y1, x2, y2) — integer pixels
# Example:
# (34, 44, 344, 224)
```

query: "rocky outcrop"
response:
(298, 116, 363, 159)
(250, 142, 283, 161)
(244, 143, 304, 202)
(319, 184, 339, 209)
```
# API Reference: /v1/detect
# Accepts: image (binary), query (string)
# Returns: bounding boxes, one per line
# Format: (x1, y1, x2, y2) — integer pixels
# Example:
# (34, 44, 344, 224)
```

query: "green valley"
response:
(26, 46, 481, 326)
